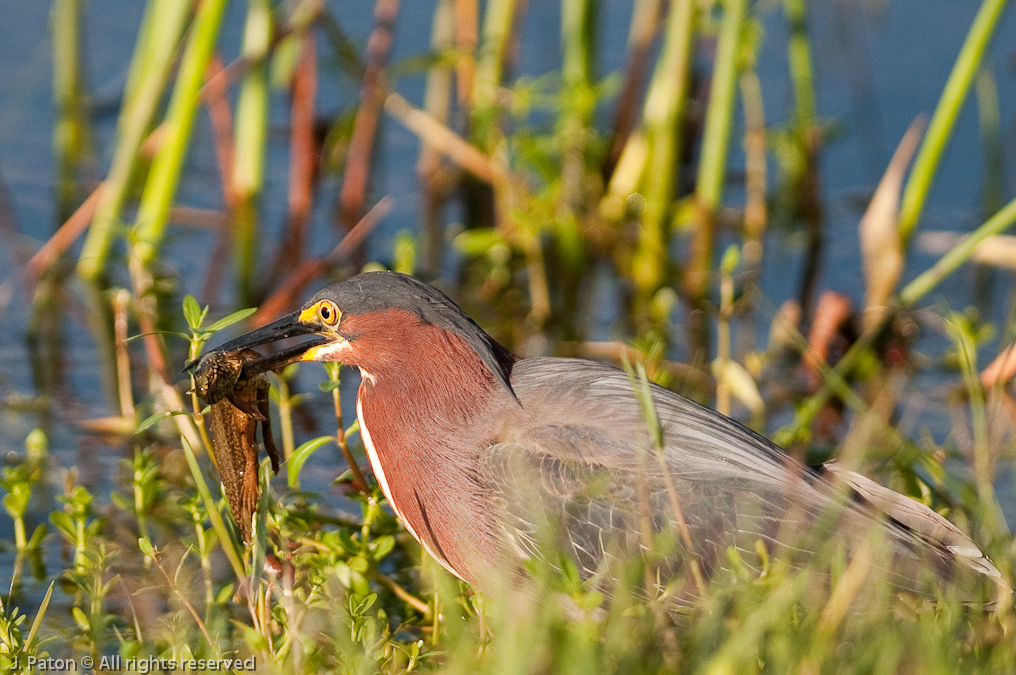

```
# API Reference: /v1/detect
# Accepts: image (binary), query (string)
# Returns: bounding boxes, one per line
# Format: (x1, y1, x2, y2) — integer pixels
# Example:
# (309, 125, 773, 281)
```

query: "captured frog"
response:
(189, 348, 281, 542)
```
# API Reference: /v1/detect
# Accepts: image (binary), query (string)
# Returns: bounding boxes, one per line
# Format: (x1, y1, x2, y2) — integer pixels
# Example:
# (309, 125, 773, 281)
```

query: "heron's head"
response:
(207, 271, 517, 395)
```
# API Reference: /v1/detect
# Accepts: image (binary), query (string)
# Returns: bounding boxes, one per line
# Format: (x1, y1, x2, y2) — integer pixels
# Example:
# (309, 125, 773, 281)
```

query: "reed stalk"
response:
(603, 0, 661, 179)
(625, 0, 695, 305)
(338, 0, 401, 235)
(131, 0, 229, 273)
(77, 0, 192, 281)
(691, 0, 747, 274)
(557, 0, 595, 274)
(232, 0, 272, 302)
(471, 0, 516, 142)
(418, 0, 456, 276)
(783, 0, 816, 129)
(898, 0, 1009, 243)
(52, 0, 91, 218)
(783, 0, 822, 316)
(455, 0, 478, 108)
(560, 0, 594, 207)
(687, 0, 747, 353)
(740, 64, 767, 276)
(698, 0, 748, 193)
(976, 68, 1003, 216)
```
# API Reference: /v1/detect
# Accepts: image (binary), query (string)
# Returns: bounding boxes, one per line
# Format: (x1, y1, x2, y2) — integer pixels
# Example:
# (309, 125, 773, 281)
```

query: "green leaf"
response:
(71, 606, 90, 631)
(372, 535, 395, 559)
(453, 227, 505, 256)
(206, 307, 257, 333)
(2, 485, 29, 517)
(49, 511, 74, 539)
(27, 524, 47, 550)
(319, 379, 341, 393)
(216, 583, 235, 604)
(134, 410, 179, 435)
(182, 294, 203, 330)
(25, 581, 54, 649)
(287, 436, 334, 488)
(138, 537, 155, 558)
(356, 592, 377, 613)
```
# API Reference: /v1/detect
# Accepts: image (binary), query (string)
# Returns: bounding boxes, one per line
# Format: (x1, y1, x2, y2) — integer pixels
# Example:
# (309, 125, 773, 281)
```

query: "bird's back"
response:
(479, 357, 1005, 604)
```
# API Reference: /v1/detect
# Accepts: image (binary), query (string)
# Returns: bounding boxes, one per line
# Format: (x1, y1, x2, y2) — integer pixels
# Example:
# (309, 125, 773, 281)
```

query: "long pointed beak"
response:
(185, 311, 334, 377)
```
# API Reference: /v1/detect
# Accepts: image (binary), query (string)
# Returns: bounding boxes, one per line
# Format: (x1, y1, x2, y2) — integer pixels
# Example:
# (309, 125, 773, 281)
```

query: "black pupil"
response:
(321, 305, 331, 321)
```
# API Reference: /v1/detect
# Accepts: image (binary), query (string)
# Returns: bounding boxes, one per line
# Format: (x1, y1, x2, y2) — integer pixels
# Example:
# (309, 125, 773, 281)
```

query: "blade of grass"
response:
(24, 581, 55, 651)
(77, 0, 193, 281)
(691, 0, 747, 283)
(898, 0, 1009, 243)
(181, 437, 247, 580)
(52, 0, 92, 217)
(624, 0, 696, 302)
(131, 0, 230, 271)
(232, 0, 272, 302)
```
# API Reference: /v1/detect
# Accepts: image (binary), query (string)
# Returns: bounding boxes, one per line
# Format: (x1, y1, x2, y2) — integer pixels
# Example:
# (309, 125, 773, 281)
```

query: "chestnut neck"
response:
(345, 309, 516, 432)
(342, 308, 518, 584)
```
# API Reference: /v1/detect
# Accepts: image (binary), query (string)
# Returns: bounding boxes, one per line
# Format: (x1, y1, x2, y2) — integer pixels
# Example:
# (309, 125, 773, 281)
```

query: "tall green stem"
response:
(78, 0, 192, 281)
(52, 0, 91, 218)
(898, 0, 1009, 243)
(232, 0, 272, 302)
(131, 0, 229, 272)
(695, 0, 746, 213)
(687, 0, 746, 352)
(631, 0, 695, 302)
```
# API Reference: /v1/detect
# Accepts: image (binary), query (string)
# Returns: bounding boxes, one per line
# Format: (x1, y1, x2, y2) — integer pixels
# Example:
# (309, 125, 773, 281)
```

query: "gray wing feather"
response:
(479, 357, 1002, 598)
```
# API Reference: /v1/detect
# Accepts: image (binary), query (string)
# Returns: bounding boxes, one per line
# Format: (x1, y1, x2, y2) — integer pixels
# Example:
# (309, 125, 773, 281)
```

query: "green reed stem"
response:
(78, 0, 193, 281)
(899, 195, 1016, 307)
(783, 0, 817, 129)
(976, 68, 1003, 215)
(132, 0, 229, 271)
(560, 0, 594, 183)
(472, 0, 516, 141)
(556, 0, 595, 276)
(695, 0, 745, 213)
(688, 0, 746, 340)
(233, 0, 272, 301)
(181, 437, 247, 581)
(52, 0, 91, 217)
(898, 0, 1009, 243)
(632, 0, 695, 298)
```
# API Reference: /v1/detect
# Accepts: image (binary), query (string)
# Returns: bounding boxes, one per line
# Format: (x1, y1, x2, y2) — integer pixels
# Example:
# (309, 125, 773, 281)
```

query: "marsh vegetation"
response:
(1, 0, 1016, 672)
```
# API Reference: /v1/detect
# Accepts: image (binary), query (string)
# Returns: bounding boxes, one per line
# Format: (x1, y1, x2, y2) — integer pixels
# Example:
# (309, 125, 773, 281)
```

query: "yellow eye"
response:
(318, 301, 340, 325)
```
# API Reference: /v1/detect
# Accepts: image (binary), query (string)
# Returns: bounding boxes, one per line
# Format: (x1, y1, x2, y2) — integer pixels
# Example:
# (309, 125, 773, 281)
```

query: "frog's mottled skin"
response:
(191, 349, 280, 542)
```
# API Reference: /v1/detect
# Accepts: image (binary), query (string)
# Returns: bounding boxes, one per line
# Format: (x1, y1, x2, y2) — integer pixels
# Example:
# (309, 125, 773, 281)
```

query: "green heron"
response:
(210, 271, 1007, 602)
